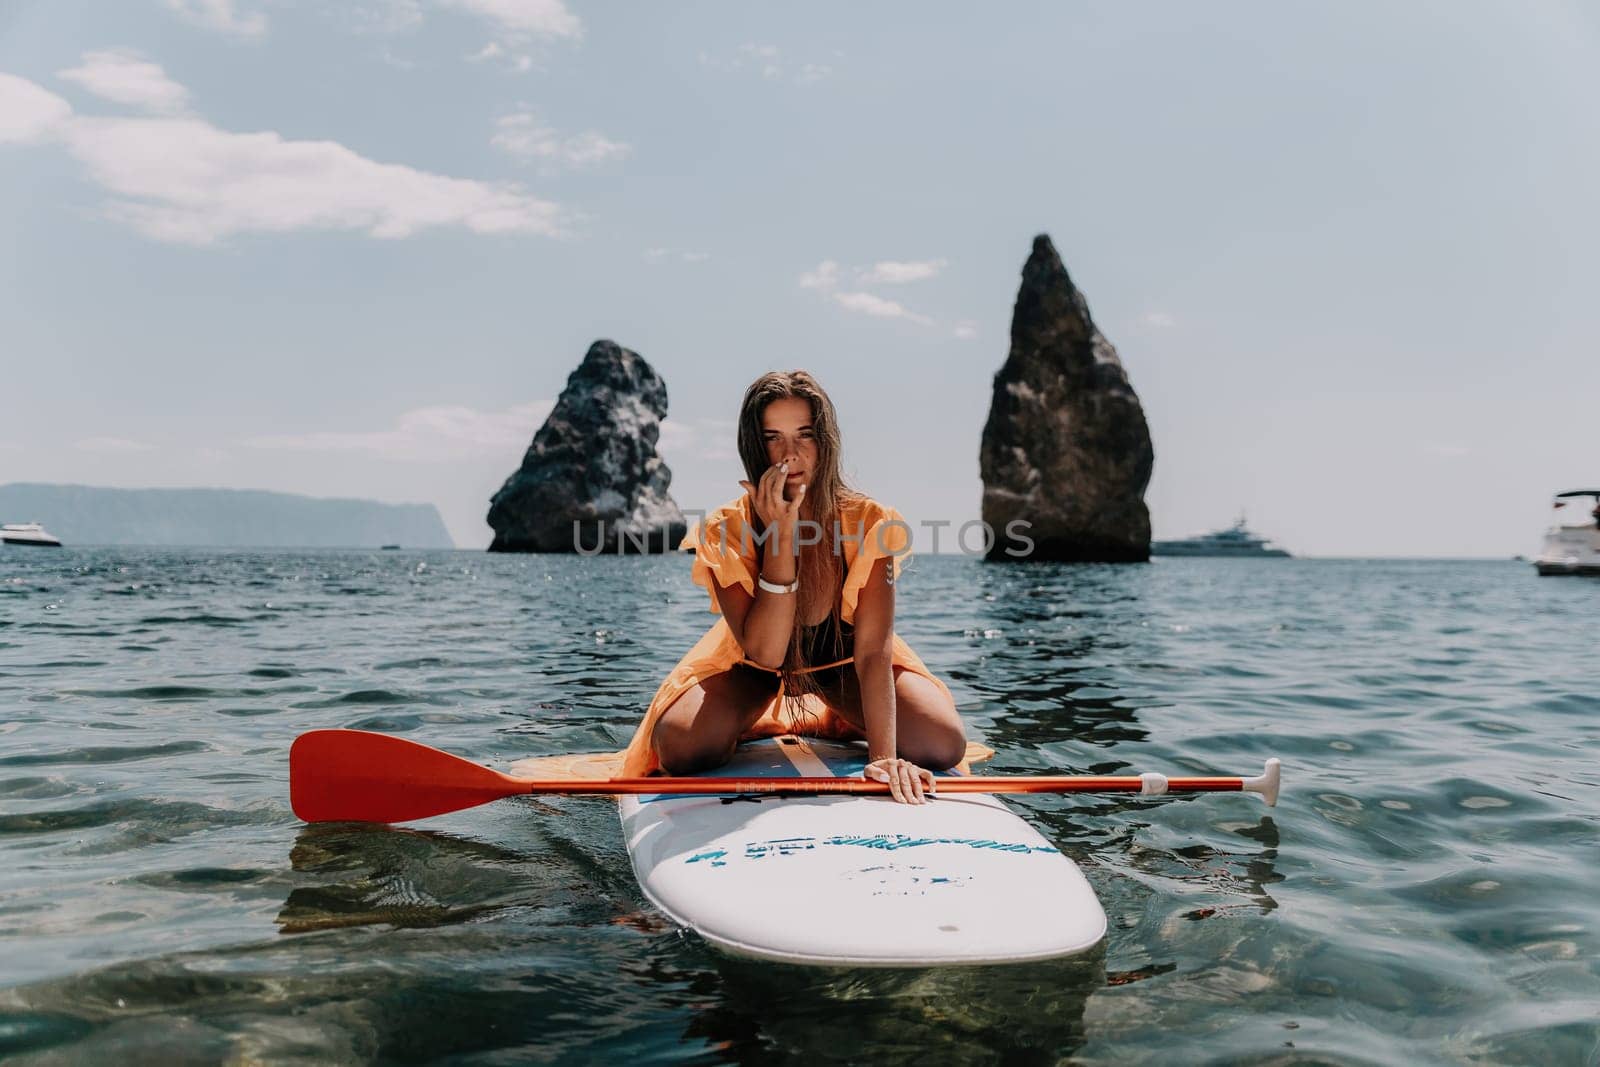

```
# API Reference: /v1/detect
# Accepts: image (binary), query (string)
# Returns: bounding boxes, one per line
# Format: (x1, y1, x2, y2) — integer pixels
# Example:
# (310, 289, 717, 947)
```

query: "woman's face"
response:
(760, 396, 819, 498)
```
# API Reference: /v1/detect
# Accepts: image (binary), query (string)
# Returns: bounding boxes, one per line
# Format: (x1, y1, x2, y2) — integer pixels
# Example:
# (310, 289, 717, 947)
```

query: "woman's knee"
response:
(652, 674, 771, 774)
(901, 725, 966, 771)
(657, 733, 736, 776)
(653, 700, 721, 774)
(895, 673, 966, 770)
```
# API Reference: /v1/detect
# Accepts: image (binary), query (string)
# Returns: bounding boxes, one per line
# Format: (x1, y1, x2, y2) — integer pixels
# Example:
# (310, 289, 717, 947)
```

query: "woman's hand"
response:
(738, 453, 805, 537)
(864, 757, 936, 805)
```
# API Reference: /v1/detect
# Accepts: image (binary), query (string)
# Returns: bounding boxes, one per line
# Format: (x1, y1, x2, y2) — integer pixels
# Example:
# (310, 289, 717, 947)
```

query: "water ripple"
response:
(0, 548, 1596, 1062)
(0, 742, 211, 767)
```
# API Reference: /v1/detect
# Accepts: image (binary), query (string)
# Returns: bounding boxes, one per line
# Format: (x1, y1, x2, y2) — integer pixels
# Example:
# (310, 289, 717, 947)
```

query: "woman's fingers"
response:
(866, 759, 933, 805)
(902, 761, 925, 804)
(863, 761, 893, 801)
(758, 464, 783, 516)
(740, 465, 787, 525)
(784, 481, 805, 517)
(865, 760, 904, 804)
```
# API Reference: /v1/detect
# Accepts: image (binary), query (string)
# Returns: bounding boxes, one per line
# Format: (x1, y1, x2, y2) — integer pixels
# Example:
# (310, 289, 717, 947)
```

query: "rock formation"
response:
(980, 235, 1154, 562)
(488, 340, 687, 553)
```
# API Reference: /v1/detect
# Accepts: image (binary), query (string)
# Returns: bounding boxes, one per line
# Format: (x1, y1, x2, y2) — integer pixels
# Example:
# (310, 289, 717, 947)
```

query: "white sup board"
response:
(619, 735, 1107, 966)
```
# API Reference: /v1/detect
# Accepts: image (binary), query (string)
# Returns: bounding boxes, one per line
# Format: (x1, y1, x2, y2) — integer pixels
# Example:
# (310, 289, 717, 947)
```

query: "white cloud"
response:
(343, 0, 425, 34)
(378, 47, 421, 71)
(76, 436, 155, 453)
(69, 115, 566, 244)
(1141, 311, 1176, 328)
(643, 247, 707, 263)
(245, 402, 555, 461)
(466, 41, 536, 71)
(492, 110, 630, 170)
(164, 0, 267, 38)
(953, 320, 978, 340)
(831, 291, 933, 326)
(857, 258, 946, 285)
(442, 0, 581, 41)
(799, 258, 936, 326)
(796, 257, 940, 326)
(700, 43, 833, 85)
(1, 69, 565, 245)
(0, 74, 72, 144)
(58, 50, 191, 114)
(799, 260, 839, 290)
(802, 257, 947, 288)
(659, 417, 738, 462)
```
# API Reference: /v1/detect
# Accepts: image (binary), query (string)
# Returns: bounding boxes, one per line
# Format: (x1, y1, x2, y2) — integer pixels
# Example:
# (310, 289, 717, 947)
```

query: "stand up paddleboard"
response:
(620, 735, 1107, 966)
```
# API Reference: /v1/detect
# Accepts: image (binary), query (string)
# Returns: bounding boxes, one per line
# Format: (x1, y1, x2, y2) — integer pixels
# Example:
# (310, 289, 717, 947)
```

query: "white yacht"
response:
(2, 522, 63, 547)
(1153, 515, 1291, 558)
(1534, 490, 1600, 576)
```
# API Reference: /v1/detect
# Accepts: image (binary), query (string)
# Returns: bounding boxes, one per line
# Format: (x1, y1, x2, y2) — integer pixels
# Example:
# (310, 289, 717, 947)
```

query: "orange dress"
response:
(619, 493, 956, 778)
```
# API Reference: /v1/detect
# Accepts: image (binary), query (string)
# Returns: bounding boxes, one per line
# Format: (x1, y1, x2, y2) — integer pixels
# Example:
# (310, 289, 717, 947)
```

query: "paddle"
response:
(290, 729, 1281, 824)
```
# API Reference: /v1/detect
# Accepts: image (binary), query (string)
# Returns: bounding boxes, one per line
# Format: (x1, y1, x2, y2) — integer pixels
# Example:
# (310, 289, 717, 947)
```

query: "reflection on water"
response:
(959, 563, 1154, 758)
(277, 823, 538, 933)
(2, 549, 1599, 1062)
(689, 953, 1105, 1064)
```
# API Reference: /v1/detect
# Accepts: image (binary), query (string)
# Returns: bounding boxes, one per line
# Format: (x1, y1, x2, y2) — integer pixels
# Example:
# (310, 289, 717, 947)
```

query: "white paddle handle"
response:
(1241, 758, 1281, 807)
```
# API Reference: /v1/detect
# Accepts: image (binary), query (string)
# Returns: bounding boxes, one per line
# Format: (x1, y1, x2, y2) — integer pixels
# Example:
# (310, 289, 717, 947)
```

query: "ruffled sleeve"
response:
(683, 500, 758, 615)
(840, 501, 913, 624)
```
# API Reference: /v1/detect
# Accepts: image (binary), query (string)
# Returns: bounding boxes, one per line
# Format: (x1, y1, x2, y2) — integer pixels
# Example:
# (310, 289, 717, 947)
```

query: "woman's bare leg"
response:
(652, 664, 780, 775)
(813, 666, 967, 770)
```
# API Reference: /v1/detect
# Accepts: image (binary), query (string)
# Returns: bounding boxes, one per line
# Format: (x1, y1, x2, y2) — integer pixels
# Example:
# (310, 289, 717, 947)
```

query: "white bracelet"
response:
(757, 575, 799, 594)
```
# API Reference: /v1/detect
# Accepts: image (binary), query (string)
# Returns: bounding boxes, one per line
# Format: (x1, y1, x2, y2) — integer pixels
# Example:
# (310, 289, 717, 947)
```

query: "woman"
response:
(620, 370, 966, 804)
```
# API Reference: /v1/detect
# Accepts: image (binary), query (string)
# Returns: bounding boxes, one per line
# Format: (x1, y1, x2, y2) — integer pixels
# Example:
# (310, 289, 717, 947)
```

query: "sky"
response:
(2, 1, 1597, 556)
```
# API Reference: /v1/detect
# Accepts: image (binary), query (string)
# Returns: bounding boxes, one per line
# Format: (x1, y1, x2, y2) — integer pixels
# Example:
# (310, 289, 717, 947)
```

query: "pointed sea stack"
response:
(980, 236, 1154, 562)
(488, 340, 688, 553)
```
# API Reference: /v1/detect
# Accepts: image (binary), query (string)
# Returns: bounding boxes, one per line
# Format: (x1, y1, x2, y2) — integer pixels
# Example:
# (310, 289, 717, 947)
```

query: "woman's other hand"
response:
(864, 757, 936, 805)
(738, 453, 805, 534)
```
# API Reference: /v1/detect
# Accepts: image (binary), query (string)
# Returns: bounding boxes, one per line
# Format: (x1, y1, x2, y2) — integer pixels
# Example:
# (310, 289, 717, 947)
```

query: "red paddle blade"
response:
(290, 729, 524, 823)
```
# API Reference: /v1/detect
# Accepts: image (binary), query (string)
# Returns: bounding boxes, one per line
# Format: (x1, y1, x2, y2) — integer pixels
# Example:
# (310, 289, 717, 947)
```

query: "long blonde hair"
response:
(737, 371, 866, 724)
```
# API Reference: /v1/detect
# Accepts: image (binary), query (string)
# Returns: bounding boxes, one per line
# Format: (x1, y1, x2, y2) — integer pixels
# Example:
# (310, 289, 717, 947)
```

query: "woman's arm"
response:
(718, 461, 804, 669)
(717, 526, 797, 669)
(851, 555, 897, 760)
(853, 555, 932, 803)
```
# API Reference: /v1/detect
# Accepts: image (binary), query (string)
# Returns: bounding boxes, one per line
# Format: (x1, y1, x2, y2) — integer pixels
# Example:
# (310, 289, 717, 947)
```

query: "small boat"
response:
(1534, 490, 1600, 576)
(620, 736, 1107, 965)
(1152, 515, 1290, 557)
(1, 522, 63, 547)
(380, 544, 401, 551)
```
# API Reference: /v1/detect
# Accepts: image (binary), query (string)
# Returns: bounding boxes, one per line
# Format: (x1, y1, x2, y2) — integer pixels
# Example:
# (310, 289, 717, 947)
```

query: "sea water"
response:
(0, 548, 1596, 1064)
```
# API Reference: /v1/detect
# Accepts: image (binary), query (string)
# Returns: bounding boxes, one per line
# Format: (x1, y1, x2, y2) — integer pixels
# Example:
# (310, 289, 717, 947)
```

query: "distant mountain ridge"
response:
(0, 483, 454, 548)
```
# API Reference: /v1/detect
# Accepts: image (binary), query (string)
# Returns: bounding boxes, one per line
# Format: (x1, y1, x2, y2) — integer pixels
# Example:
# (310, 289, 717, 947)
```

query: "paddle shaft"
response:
(509, 775, 1249, 796)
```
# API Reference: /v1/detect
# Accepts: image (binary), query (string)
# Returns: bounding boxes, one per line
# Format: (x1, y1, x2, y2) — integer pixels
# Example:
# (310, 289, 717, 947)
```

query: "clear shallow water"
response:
(0, 548, 1596, 1065)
